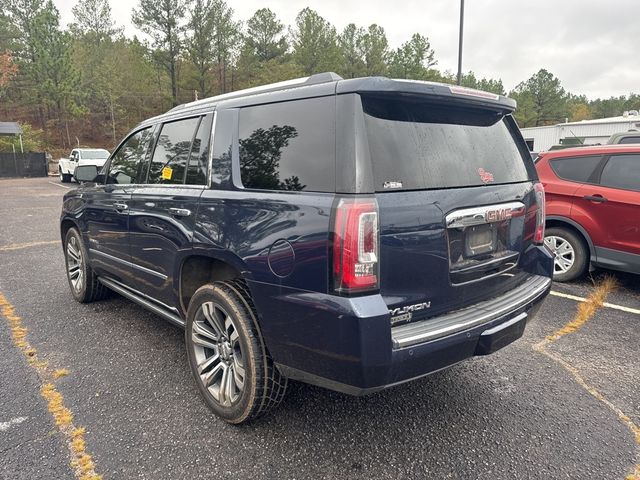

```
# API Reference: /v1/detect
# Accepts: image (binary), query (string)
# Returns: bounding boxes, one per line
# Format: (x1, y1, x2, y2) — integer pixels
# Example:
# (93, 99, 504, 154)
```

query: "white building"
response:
(520, 112, 640, 152)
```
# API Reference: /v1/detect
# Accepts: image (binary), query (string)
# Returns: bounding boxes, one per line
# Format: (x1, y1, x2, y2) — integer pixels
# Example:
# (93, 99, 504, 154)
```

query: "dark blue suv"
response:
(62, 73, 553, 424)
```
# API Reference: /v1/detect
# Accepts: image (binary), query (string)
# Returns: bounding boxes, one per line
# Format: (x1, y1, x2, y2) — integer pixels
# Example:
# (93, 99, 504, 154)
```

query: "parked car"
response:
(535, 145, 640, 281)
(58, 148, 110, 183)
(62, 73, 553, 424)
(607, 131, 640, 145)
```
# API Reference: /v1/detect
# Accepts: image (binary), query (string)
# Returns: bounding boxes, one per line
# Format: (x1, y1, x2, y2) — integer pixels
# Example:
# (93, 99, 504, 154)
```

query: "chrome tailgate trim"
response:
(391, 275, 551, 349)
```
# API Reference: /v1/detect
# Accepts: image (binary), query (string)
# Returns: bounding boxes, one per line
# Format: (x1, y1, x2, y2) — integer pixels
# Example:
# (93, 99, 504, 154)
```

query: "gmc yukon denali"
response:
(61, 73, 553, 424)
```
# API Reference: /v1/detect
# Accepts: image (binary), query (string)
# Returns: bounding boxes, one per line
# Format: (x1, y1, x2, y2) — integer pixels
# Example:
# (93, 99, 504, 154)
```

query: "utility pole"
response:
(456, 0, 465, 85)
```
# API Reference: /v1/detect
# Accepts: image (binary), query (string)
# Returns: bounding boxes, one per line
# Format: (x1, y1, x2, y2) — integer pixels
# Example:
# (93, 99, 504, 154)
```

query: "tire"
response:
(63, 227, 109, 302)
(544, 227, 589, 282)
(59, 168, 71, 183)
(185, 281, 287, 424)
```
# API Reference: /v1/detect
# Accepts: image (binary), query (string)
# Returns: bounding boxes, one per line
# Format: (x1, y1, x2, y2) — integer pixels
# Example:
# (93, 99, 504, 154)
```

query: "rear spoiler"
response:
(337, 77, 516, 113)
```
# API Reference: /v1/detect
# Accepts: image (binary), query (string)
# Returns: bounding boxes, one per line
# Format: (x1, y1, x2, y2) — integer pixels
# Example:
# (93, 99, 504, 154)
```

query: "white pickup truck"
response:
(58, 148, 110, 183)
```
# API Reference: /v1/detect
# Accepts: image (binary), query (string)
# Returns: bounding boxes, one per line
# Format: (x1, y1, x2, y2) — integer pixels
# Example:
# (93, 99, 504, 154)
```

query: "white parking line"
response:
(47, 181, 71, 189)
(0, 416, 27, 432)
(550, 290, 640, 315)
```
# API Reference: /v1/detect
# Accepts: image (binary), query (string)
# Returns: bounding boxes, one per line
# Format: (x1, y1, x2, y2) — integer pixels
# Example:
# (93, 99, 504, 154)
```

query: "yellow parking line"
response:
(536, 279, 640, 479)
(0, 292, 102, 480)
(0, 240, 59, 252)
(550, 290, 640, 315)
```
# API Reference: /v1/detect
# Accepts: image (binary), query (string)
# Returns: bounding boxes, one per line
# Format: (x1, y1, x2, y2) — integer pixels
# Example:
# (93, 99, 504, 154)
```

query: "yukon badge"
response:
(389, 301, 431, 325)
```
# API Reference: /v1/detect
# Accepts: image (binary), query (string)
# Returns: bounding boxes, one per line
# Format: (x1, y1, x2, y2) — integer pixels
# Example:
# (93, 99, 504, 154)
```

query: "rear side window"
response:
(106, 128, 153, 184)
(549, 155, 602, 183)
(361, 96, 531, 191)
(238, 97, 335, 192)
(600, 154, 640, 191)
(618, 136, 640, 145)
(148, 117, 200, 184)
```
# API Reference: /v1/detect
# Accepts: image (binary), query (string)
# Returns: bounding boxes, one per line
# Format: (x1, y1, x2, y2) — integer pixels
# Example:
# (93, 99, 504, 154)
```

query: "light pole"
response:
(456, 0, 465, 85)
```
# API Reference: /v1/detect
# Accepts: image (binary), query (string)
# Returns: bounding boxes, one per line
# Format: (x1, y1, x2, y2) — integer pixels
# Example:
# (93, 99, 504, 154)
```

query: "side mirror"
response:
(74, 164, 99, 183)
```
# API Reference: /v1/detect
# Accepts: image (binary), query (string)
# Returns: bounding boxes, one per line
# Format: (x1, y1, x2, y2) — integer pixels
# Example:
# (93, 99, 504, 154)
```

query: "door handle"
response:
(168, 207, 191, 217)
(113, 202, 128, 211)
(583, 195, 607, 203)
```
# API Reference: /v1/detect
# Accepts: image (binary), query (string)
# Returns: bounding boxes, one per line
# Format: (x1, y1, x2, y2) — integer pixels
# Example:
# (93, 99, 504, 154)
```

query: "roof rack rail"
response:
(168, 72, 343, 113)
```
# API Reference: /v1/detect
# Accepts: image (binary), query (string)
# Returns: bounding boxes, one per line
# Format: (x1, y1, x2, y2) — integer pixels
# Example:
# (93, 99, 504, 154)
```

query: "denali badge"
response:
(383, 181, 403, 189)
(389, 301, 431, 325)
(485, 208, 513, 223)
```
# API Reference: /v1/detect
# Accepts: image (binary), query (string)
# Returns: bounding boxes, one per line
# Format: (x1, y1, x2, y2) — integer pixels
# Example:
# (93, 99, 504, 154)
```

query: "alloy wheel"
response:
(66, 235, 85, 292)
(191, 301, 245, 407)
(544, 235, 575, 275)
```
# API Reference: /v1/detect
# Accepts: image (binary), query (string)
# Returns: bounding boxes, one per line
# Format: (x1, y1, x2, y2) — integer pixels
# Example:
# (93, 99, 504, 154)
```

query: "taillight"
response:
(533, 182, 545, 244)
(333, 198, 379, 293)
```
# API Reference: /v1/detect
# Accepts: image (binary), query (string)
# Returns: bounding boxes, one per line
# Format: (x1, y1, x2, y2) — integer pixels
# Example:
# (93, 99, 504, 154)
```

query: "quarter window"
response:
(148, 117, 200, 184)
(549, 155, 602, 183)
(600, 154, 640, 191)
(106, 128, 153, 184)
(238, 97, 335, 192)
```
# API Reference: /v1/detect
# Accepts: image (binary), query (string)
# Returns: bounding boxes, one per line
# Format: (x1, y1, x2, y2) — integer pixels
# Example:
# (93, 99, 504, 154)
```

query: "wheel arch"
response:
(545, 215, 596, 261)
(177, 252, 251, 316)
(60, 218, 80, 242)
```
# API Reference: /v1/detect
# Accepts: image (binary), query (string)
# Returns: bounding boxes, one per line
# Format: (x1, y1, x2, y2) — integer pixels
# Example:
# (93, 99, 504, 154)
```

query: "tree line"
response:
(0, 0, 638, 154)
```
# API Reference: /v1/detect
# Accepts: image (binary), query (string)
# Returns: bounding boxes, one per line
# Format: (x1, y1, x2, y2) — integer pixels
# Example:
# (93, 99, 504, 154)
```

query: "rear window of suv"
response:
(361, 95, 531, 191)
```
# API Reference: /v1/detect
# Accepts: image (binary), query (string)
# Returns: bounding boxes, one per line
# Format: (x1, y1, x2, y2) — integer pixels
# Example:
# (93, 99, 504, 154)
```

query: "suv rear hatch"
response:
(360, 94, 542, 326)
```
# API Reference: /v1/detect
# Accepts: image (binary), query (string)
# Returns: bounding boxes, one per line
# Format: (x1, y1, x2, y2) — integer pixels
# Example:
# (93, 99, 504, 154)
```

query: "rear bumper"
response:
(250, 250, 553, 395)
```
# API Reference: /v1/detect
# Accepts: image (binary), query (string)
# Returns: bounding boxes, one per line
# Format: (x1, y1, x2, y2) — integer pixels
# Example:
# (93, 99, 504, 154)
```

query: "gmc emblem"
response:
(485, 208, 513, 222)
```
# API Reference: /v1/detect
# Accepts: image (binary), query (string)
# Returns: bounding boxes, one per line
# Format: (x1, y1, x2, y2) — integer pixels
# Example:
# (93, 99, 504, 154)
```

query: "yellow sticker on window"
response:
(161, 166, 173, 180)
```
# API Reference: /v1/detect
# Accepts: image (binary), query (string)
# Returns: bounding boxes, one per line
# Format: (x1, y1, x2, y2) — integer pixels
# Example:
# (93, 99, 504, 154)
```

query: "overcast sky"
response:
(54, 0, 638, 99)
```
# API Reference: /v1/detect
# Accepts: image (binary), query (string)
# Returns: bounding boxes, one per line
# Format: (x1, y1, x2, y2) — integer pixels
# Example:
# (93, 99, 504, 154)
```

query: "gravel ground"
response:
(0, 177, 638, 480)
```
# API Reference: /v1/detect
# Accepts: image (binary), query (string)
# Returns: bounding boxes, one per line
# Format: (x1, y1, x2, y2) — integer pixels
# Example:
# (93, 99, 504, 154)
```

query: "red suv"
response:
(535, 145, 640, 281)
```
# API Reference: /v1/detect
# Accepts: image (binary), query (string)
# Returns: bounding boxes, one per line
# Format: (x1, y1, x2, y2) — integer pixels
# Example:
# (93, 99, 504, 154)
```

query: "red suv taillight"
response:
(533, 182, 545, 244)
(333, 198, 379, 293)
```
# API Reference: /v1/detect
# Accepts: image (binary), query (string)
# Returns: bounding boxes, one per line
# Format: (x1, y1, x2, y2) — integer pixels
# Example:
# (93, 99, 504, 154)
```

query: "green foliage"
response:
(510, 69, 567, 127)
(70, 0, 121, 42)
(388, 33, 436, 80)
(0, 122, 43, 152)
(338, 23, 365, 78)
(290, 8, 341, 75)
(32, 2, 81, 115)
(460, 71, 505, 95)
(132, 0, 187, 105)
(2, 0, 639, 154)
(360, 24, 388, 76)
(245, 8, 287, 62)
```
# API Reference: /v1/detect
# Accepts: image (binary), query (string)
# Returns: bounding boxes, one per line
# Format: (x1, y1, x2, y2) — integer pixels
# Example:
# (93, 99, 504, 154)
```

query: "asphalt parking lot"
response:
(0, 177, 638, 480)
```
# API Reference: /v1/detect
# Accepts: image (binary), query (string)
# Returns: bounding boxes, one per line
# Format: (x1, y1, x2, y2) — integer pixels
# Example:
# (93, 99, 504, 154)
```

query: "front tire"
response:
(544, 227, 589, 282)
(64, 228, 108, 302)
(185, 281, 287, 424)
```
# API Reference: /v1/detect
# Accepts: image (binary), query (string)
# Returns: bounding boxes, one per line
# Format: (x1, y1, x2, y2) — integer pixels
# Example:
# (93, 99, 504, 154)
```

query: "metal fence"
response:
(0, 152, 48, 178)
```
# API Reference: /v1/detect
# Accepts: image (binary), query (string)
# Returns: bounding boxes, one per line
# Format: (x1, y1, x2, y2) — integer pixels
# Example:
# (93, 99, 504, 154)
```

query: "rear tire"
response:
(59, 168, 71, 183)
(544, 227, 589, 282)
(63, 228, 108, 302)
(185, 281, 287, 424)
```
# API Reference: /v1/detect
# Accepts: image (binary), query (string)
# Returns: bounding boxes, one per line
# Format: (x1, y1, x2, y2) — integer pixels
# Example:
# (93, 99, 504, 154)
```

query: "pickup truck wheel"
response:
(185, 281, 287, 424)
(544, 227, 588, 282)
(64, 228, 108, 302)
(59, 168, 71, 183)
